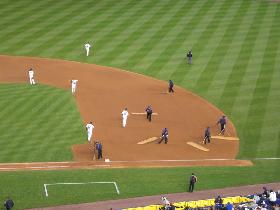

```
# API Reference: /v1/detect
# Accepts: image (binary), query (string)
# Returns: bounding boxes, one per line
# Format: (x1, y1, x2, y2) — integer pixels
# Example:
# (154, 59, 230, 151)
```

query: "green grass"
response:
(0, 160, 279, 209)
(0, 0, 279, 209)
(0, 84, 85, 162)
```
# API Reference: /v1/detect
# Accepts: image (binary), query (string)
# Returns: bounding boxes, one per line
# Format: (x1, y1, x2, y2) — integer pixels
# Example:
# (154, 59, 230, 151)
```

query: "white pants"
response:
(29, 77, 35, 85)
(71, 84, 76, 94)
(122, 117, 127, 127)
(86, 48, 90, 56)
(87, 132, 92, 142)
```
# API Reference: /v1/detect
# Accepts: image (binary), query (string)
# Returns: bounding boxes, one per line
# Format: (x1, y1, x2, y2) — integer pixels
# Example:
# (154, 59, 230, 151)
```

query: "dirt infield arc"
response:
(0, 55, 251, 168)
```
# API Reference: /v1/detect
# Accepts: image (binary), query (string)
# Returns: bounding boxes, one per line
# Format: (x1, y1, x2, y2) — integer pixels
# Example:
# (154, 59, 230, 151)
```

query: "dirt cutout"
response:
(0, 55, 251, 168)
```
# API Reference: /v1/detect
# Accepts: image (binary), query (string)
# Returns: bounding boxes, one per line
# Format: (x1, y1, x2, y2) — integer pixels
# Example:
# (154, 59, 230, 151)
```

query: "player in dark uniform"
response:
(158, 128, 168, 144)
(95, 141, 103, 160)
(187, 50, 192, 64)
(168, 80, 174, 93)
(145, 105, 153, 122)
(217, 115, 226, 135)
(204, 126, 211, 144)
(188, 173, 198, 192)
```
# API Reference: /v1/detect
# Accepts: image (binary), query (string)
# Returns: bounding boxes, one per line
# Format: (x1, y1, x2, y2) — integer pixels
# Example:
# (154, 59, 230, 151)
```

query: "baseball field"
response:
(0, 0, 279, 209)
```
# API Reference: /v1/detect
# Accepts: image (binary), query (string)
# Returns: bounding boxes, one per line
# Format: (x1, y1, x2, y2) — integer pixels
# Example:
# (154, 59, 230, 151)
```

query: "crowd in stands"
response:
(157, 186, 280, 210)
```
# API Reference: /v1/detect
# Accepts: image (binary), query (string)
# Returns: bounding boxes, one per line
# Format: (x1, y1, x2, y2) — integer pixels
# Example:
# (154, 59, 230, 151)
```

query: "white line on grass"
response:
(44, 182, 120, 197)
(254, 158, 280, 160)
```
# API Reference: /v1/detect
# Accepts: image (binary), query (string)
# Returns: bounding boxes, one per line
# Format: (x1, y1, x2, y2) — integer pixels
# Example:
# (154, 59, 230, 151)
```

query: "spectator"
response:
(226, 202, 233, 210)
(161, 196, 171, 210)
(214, 195, 223, 210)
(269, 189, 277, 206)
(262, 187, 269, 198)
(4, 197, 14, 210)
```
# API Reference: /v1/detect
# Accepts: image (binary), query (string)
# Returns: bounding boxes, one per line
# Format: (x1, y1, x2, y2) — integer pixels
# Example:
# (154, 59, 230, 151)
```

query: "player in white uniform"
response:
(28, 68, 36, 85)
(84, 42, 91, 56)
(121, 108, 129, 127)
(86, 122, 94, 142)
(71, 79, 78, 94)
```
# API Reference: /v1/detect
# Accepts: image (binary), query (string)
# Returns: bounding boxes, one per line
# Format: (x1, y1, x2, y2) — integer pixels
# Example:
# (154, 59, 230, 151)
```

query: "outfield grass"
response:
(0, 0, 279, 208)
(0, 84, 85, 162)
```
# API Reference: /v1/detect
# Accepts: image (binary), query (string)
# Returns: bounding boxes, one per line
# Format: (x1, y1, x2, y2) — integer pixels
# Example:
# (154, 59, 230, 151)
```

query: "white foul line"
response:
(44, 182, 120, 197)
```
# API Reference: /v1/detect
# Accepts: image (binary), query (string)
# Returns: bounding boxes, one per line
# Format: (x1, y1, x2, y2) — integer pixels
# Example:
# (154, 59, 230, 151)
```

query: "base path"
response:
(0, 55, 248, 167)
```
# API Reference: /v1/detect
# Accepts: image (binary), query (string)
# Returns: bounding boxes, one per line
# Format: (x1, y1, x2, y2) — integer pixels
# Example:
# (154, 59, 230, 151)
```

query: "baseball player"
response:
(217, 115, 226, 135)
(187, 50, 192, 64)
(168, 80, 174, 93)
(158, 127, 168, 144)
(71, 79, 78, 94)
(86, 121, 94, 142)
(121, 108, 129, 127)
(204, 126, 211, 144)
(28, 68, 36, 85)
(145, 105, 153, 122)
(84, 42, 91, 56)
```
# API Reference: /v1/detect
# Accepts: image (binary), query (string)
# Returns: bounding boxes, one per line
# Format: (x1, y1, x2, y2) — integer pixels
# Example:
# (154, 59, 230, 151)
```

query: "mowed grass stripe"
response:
(120, 0, 183, 70)
(95, 0, 180, 65)
(44, 0, 117, 57)
(240, 5, 279, 158)
(56, 1, 134, 60)
(104, 0, 191, 68)
(176, 0, 243, 85)
(0, 0, 47, 28)
(111, 0, 193, 72)
(29, 0, 114, 56)
(218, 3, 270, 115)
(230, 4, 277, 131)
(260, 29, 280, 157)
(0, 0, 31, 22)
(138, 0, 201, 76)
(192, 0, 251, 95)
(167, 0, 237, 84)
(0, 0, 70, 52)
(94, 0, 160, 65)
(206, 2, 262, 105)
(0, 87, 67, 148)
(0, 84, 84, 162)
(90, 1, 153, 57)
(15, 0, 93, 55)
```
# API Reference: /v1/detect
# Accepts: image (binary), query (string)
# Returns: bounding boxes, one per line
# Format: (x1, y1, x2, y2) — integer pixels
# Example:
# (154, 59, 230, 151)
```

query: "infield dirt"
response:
(0, 55, 251, 168)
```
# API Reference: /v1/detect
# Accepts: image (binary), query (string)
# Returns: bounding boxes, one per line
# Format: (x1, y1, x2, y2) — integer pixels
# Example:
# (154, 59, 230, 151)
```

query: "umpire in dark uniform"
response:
(95, 141, 103, 160)
(187, 50, 192, 64)
(188, 173, 198, 192)
(217, 115, 226, 135)
(158, 128, 168, 144)
(145, 105, 153, 122)
(204, 126, 211, 144)
(168, 80, 174, 93)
